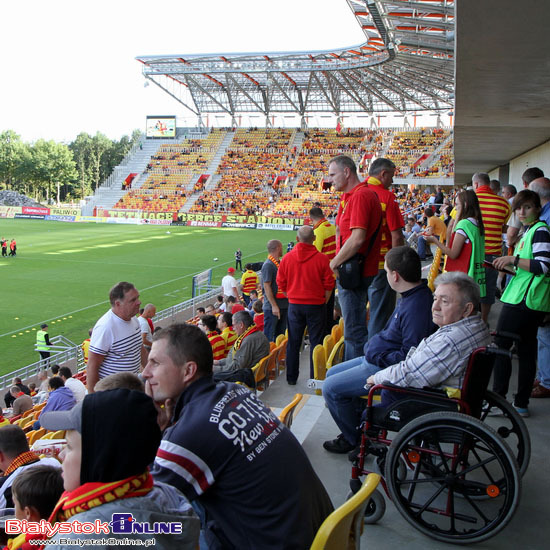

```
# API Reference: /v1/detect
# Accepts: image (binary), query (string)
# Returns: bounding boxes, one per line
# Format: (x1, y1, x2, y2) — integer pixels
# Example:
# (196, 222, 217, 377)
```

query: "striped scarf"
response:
(48, 471, 153, 524)
(233, 324, 259, 353)
(4, 451, 40, 476)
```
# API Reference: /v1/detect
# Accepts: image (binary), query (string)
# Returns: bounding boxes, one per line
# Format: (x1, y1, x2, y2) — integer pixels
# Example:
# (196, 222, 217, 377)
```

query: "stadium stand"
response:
(112, 130, 225, 213)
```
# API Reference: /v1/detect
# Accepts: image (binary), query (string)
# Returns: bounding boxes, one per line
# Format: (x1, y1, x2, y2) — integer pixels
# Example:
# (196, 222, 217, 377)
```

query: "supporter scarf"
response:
(4, 451, 40, 476)
(233, 324, 259, 353)
(267, 254, 280, 268)
(6, 532, 44, 550)
(267, 255, 286, 298)
(47, 471, 153, 524)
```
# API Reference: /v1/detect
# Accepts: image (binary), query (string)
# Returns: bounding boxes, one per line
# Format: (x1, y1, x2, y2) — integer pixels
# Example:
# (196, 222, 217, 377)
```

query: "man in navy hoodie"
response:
(323, 246, 436, 453)
(277, 226, 335, 385)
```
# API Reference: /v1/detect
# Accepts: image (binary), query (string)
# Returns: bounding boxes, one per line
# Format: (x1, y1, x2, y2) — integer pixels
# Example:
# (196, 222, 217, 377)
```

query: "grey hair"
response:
(529, 177, 550, 201)
(369, 157, 396, 177)
(472, 172, 490, 187)
(434, 271, 480, 309)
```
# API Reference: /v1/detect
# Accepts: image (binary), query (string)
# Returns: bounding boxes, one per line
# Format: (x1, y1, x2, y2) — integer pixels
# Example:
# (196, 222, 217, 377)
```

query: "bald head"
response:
(267, 239, 282, 253)
(142, 304, 156, 318)
(529, 177, 550, 204)
(297, 225, 315, 244)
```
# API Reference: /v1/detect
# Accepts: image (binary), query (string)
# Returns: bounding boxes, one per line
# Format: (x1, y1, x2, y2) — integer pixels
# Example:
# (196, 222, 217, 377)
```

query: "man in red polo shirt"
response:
(328, 155, 382, 360)
(365, 158, 404, 339)
(472, 172, 511, 324)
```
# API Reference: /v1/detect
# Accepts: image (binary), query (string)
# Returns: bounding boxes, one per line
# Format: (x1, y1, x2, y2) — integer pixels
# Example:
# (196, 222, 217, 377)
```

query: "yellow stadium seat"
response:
(310, 474, 381, 550)
(278, 394, 304, 429)
(312, 345, 327, 396)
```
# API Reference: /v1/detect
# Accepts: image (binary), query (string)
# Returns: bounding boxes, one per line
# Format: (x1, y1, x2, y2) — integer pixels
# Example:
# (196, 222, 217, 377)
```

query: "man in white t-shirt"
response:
(87, 282, 144, 393)
(221, 267, 238, 299)
(59, 366, 87, 402)
(138, 303, 156, 353)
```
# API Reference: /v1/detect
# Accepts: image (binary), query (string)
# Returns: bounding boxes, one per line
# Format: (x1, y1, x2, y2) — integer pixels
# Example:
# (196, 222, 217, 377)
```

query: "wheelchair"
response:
(348, 346, 528, 545)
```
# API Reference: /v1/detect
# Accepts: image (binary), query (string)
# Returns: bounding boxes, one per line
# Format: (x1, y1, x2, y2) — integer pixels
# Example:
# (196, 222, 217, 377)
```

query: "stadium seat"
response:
(310, 473, 381, 550)
(323, 335, 334, 363)
(278, 393, 304, 429)
(327, 336, 345, 370)
(251, 356, 270, 391)
(312, 345, 327, 396)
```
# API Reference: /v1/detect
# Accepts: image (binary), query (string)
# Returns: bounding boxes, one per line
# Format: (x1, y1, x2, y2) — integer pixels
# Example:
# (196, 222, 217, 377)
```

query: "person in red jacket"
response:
(277, 225, 335, 384)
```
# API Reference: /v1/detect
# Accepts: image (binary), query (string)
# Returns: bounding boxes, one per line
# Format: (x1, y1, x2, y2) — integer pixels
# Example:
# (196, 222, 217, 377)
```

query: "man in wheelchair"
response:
(366, 271, 490, 407)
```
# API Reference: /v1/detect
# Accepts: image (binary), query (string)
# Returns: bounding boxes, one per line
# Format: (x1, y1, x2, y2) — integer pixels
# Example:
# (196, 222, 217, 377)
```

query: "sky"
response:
(0, 0, 367, 143)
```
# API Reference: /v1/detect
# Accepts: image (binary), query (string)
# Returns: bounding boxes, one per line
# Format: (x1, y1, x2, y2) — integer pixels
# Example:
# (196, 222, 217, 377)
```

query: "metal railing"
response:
(1, 335, 84, 393)
(2, 287, 223, 394)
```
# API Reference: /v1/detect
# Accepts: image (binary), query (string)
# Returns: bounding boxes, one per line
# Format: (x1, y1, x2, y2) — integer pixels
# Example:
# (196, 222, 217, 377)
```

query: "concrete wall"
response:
(509, 139, 550, 189)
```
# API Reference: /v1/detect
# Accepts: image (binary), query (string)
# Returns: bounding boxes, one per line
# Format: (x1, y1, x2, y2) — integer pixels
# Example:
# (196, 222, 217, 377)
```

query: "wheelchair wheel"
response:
(346, 487, 386, 524)
(364, 489, 386, 524)
(385, 411, 520, 545)
(480, 390, 531, 476)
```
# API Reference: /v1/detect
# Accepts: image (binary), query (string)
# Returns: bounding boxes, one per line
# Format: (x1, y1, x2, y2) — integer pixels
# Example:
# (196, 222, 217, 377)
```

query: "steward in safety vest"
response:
(36, 323, 52, 364)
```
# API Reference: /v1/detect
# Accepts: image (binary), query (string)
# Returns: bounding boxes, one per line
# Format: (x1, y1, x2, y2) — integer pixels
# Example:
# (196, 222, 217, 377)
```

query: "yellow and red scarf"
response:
(48, 471, 153, 524)
(233, 324, 259, 354)
(267, 255, 286, 299)
(4, 451, 40, 476)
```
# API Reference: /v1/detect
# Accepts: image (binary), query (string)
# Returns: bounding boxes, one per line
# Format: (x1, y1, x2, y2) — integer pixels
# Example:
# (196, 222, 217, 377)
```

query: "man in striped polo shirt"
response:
(87, 282, 145, 392)
(473, 172, 512, 324)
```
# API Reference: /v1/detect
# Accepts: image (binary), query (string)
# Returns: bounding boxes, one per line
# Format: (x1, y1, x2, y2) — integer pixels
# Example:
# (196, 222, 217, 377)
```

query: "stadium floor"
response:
(261, 300, 550, 549)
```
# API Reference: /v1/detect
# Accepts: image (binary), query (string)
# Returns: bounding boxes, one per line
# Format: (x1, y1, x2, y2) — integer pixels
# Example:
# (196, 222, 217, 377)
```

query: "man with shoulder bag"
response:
(328, 155, 382, 360)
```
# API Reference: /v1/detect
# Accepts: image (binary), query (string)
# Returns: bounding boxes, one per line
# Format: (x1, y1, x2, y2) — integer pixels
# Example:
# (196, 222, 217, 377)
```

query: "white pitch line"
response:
(1, 245, 269, 339)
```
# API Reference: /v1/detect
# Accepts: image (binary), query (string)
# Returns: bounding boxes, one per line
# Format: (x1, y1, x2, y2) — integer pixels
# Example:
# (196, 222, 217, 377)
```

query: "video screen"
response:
(146, 116, 176, 138)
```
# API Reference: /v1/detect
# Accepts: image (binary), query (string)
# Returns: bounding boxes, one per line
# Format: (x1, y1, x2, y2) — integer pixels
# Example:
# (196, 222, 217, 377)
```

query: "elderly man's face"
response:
(431, 283, 471, 327)
(233, 318, 246, 336)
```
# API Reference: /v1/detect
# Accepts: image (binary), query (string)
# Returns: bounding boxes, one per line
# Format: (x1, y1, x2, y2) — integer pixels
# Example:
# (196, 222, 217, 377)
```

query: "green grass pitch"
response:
(0, 219, 289, 375)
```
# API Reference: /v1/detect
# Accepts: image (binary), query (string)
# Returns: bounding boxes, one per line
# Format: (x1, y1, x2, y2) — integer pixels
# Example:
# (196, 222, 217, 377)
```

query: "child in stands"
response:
(7, 465, 64, 550)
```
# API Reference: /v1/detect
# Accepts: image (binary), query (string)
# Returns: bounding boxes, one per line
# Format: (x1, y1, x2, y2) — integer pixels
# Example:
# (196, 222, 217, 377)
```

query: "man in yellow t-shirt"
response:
(81, 328, 92, 364)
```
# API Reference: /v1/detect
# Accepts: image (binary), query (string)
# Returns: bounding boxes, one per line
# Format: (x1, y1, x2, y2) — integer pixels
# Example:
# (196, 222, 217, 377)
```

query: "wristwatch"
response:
(513, 255, 520, 268)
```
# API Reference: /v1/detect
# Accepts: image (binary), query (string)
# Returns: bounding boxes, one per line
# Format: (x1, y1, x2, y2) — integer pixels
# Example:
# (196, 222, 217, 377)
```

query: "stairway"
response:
(81, 139, 172, 215)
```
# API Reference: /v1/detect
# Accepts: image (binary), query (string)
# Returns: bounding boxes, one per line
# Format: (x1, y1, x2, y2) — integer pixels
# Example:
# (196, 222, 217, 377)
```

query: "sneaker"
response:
(323, 434, 356, 454)
(513, 405, 530, 418)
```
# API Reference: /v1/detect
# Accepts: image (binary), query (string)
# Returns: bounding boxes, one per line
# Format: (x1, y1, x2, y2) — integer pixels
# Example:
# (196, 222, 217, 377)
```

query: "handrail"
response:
(2, 286, 223, 393)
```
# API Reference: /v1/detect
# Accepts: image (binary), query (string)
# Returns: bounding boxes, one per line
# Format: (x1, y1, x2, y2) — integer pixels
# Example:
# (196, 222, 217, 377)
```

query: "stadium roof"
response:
(136, 0, 455, 122)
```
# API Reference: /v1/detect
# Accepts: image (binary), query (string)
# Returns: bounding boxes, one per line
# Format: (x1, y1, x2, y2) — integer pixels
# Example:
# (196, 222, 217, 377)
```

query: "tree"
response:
(0, 130, 26, 189)
(25, 140, 77, 203)
(70, 132, 94, 198)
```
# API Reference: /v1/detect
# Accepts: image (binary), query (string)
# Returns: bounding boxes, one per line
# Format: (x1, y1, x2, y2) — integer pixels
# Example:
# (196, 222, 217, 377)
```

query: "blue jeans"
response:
(417, 235, 437, 259)
(323, 356, 381, 445)
(286, 303, 325, 382)
(367, 269, 396, 340)
(263, 307, 288, 342)
(537, 325, 550, 389)
(337, 276, 375, 361)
